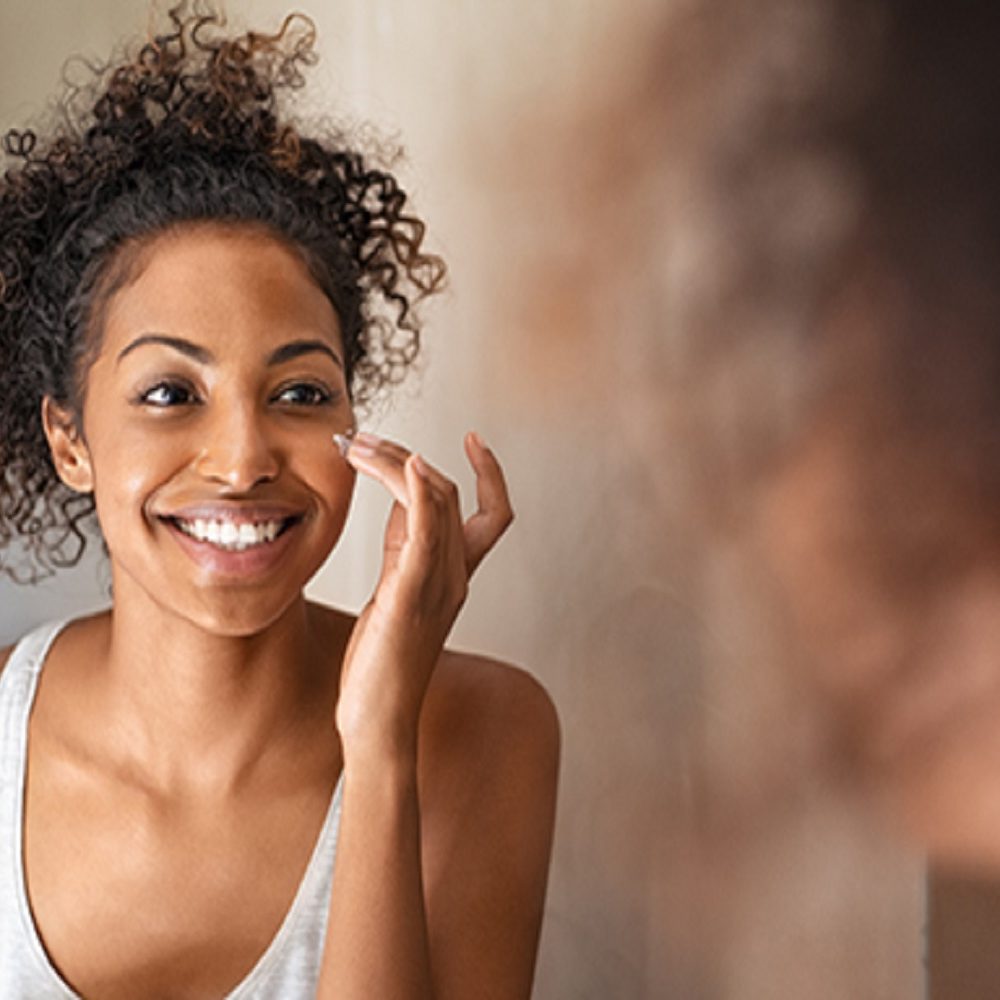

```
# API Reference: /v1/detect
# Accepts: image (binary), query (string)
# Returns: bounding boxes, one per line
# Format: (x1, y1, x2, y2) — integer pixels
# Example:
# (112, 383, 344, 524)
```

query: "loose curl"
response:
(0, 2, 446, 582)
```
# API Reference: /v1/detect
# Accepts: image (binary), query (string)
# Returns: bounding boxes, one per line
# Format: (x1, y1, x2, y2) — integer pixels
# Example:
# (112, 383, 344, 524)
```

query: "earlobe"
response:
(41, 396, 94, 494)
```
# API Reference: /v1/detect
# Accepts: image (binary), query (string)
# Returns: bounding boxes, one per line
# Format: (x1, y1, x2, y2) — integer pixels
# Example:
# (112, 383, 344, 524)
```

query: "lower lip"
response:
(162, 519, 302, 578)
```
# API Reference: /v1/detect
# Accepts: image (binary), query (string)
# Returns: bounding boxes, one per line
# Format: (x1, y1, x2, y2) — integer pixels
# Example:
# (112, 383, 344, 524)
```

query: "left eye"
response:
(272, 383, 333, 406)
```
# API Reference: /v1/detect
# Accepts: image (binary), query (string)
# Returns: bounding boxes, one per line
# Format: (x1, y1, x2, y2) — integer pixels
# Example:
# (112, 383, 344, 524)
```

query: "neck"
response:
(88, 586, 343, 801)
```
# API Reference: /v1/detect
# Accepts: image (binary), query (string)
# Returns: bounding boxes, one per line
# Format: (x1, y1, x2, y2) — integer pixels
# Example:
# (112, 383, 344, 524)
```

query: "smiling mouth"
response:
(163, 515, 301, 551)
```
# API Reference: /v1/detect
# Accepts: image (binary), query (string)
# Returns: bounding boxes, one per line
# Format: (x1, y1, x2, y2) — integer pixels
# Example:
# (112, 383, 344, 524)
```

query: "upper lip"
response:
(159, 503, 307, 524)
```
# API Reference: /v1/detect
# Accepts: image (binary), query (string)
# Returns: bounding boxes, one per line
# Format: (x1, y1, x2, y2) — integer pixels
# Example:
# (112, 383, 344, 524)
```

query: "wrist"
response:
(339, 722, 420, 778)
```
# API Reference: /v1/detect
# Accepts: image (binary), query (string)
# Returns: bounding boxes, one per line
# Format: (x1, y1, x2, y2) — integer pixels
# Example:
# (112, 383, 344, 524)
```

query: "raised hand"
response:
(332, 430, 513, 763)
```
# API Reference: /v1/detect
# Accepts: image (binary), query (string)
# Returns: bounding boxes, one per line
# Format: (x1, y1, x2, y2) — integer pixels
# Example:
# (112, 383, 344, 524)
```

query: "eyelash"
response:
(134, 380, 337, 408)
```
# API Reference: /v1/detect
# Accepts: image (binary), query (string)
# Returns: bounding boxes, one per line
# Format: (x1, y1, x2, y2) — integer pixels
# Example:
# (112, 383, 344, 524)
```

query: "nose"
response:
(193, 401, 281, 491)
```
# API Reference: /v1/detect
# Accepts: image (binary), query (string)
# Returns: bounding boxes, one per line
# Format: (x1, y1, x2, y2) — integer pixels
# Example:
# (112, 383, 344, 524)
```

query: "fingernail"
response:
(412, 454, 431, 478)
(470, 431, 488, 450)
(332, 431, 353, 457)
(334, 431, 375, 459)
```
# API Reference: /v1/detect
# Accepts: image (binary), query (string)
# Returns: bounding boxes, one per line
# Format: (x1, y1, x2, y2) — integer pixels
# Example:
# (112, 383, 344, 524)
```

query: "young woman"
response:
(0, 6, 559, 998)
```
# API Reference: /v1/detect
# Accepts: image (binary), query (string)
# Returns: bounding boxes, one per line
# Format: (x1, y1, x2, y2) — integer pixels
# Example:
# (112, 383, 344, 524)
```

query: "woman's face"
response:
(50, 223, 356, 635)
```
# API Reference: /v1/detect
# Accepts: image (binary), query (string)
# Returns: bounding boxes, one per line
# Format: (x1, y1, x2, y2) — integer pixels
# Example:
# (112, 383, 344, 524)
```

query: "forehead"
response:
(98, 223, 342, 358)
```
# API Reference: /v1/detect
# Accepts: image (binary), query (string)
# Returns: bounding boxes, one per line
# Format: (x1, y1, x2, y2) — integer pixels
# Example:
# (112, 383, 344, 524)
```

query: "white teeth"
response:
(173, 517, 288, 550)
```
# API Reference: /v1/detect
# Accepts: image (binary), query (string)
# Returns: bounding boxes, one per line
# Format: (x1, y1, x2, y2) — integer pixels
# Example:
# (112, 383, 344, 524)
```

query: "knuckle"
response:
(416, 525, 440, 550)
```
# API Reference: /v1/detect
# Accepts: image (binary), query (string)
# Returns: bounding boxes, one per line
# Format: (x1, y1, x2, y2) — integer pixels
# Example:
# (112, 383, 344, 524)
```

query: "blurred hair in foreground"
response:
(652, 0, 1000, 871)
(496, 0, 999, 871)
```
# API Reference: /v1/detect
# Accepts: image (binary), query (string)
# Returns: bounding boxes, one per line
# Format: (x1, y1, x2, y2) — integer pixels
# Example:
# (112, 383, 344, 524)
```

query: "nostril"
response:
(192, 446, 281, 488)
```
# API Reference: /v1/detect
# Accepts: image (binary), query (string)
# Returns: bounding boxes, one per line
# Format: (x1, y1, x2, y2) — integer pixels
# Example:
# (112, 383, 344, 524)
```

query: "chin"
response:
(182, 586, 311, 638)
(103, 515, 340, 638)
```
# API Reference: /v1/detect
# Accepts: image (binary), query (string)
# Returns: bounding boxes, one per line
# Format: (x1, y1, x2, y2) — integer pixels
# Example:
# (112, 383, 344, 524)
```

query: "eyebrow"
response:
(116, 334, 343, 369)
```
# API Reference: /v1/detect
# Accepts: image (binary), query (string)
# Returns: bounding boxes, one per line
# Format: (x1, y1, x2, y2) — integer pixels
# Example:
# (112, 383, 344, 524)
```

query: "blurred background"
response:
(0, 1, 942, 996)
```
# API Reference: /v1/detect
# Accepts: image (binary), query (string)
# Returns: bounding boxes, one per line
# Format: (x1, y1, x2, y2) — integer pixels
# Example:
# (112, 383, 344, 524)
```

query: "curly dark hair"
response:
(0, 2, 446, 582)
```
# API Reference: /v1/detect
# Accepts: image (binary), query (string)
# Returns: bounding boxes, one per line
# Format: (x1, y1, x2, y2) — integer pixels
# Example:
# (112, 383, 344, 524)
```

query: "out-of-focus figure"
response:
(674, 0, 1000, 872)
(473, 0, 997, 994)
(513, 0, 999, 869)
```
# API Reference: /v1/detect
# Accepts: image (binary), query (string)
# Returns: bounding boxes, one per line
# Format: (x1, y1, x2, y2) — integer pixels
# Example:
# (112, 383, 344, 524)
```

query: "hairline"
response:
(72, 218, 347, 416)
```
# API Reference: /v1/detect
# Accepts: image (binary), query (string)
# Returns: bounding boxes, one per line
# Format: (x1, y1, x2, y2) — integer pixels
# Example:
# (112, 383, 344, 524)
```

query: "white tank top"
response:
(0, 618, 344, 998)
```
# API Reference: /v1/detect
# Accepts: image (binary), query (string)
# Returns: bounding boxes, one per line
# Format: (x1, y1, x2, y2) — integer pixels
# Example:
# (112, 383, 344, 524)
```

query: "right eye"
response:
(136, 381, 199, 407)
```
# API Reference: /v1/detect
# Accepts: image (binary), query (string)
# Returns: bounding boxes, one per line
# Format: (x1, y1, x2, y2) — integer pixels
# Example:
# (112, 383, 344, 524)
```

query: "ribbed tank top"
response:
(0, 618, 344, 999)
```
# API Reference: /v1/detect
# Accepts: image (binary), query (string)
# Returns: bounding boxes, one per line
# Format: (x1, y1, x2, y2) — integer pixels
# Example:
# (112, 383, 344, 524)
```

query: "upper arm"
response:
(420, 658, 560, 1000)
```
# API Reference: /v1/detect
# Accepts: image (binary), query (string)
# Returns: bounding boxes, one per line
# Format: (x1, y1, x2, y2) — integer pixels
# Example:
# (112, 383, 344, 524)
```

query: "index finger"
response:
(462, 431, 514, 574)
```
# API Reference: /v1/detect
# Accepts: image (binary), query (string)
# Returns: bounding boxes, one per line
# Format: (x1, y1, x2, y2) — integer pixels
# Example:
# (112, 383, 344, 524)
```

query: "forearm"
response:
(316, 749, 434, 1000)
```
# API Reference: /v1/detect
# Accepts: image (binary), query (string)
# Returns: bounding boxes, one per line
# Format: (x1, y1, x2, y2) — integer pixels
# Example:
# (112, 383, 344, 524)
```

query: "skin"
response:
(0, 223, 559, 999)
(755, 379, 1000, 871)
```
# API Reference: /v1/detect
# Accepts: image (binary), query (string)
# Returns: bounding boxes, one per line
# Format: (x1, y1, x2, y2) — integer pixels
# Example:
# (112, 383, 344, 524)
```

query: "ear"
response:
(41, 396, 94, 494)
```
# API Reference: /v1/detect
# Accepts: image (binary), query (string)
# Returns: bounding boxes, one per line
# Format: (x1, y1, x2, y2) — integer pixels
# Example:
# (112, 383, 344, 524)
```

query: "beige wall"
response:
(1, 2, 926, 996)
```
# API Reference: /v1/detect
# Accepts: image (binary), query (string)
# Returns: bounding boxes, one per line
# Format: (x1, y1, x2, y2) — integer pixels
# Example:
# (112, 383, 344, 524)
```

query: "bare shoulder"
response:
(419, 648, 561, 844)
(418, 652, 560, 995)
(437, 648, 559, 723)
(423, 649, 560, 777)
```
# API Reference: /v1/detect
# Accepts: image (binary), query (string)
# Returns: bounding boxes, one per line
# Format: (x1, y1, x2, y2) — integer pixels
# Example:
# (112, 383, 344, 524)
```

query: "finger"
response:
(343, 433, 462, 510)
(414, 454, 471, 583)
(414, 455, 471, 609)
(409, 452, 463, 520)
(351, 432, 412, 467)
(356, 433, 463, 522)
(340, 433, 413, 508)
(392, 454, 444, 604)
(462, 431, 514, 573)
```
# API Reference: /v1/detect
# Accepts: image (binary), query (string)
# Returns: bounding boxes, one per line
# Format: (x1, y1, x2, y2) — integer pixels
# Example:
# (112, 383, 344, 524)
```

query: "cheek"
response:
(82, 423, 195, 561)
(294, 446, 357, 580)
(88, 429, 186, 509)
(89, 464, 162, 563)
(754, 444, 908, 703)
(312, 455, 357, 524)
(289, 432, 356, 519)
